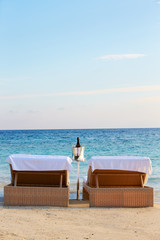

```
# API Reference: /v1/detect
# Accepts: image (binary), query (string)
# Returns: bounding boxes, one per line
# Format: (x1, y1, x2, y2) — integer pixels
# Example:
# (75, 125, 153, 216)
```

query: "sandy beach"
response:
(0, 200, 160, 240)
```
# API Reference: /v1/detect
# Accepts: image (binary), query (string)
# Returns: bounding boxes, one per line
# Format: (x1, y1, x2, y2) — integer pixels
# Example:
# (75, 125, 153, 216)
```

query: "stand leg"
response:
(77, 161, 80, 200)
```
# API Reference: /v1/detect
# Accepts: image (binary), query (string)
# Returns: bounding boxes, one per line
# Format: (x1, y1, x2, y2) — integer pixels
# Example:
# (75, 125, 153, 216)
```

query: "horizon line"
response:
(0, 127, 160, 131)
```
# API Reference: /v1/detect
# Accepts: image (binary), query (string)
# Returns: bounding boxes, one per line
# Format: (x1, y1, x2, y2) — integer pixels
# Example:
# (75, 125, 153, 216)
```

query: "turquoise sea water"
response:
(0, 128, 160, 202)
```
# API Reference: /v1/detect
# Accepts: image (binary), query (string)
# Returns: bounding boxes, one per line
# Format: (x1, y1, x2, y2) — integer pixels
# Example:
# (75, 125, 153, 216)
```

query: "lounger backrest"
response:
(87, 166, 147, 187)
(10, 165, 69, 187)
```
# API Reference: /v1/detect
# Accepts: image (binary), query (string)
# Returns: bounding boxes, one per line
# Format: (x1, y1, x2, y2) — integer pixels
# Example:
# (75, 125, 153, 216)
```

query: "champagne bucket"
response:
(72, 147, 85, 161)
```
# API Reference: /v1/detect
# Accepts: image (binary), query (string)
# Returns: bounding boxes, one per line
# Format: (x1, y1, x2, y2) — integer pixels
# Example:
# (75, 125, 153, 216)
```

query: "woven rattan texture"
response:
(83, 183, 154, 207)
(4, 184, 69, 207)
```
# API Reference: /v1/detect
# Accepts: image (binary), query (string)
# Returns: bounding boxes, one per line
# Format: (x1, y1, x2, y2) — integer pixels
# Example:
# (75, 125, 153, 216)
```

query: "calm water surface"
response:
(0, 128, 160, 202)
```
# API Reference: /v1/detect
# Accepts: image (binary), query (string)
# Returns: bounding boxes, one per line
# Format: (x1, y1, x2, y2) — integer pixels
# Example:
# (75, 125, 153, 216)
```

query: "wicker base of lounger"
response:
(83, 183, 154, 207)
(4, 184, 69, 207)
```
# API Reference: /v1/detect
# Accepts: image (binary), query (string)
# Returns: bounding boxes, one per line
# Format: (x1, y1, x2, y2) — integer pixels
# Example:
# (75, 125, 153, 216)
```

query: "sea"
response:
(0, 128, 160, 202)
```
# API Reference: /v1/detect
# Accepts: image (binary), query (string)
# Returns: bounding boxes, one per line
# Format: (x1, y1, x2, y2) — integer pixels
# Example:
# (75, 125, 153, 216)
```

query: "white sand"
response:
(0, 201, 160, 240)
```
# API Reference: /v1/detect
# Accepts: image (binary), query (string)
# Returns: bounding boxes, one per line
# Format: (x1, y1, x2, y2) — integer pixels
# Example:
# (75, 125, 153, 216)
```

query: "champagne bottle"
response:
(75, 137, 81, 160)
(76, 137, 81, 148)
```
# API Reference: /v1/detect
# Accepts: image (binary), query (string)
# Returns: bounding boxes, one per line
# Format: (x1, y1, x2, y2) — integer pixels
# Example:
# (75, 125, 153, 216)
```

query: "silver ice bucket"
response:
(72, 147, 85, 161)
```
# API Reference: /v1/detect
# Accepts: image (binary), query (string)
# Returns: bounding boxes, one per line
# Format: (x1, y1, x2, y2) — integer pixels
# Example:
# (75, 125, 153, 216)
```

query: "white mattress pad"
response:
(6, 154, 72, 172)
(88, 156, 152, 174)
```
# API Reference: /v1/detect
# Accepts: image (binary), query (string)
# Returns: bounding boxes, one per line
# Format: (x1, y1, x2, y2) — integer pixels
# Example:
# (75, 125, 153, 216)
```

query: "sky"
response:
(0, 0, 160, 130)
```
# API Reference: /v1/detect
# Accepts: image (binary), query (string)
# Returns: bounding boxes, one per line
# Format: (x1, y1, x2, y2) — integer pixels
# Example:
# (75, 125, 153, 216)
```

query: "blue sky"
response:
(0, 0, 160, 129)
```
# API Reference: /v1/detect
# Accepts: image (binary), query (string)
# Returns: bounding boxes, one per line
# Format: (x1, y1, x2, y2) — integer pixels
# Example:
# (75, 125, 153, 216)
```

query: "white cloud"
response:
(8, 110, 18, 114)
(157, 1, 160, 4)
(28, 110, 39, 114)
(57, 107, 65, 111)
(0, 85, 160, 100)
(136, 96, 160, 103)
(98, 54, 146, 60)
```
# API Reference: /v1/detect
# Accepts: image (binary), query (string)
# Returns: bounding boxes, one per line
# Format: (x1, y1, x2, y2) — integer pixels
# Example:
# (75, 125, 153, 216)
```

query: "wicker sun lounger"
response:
(4, 154, 72, 207)
(83, 157, 154, 207)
